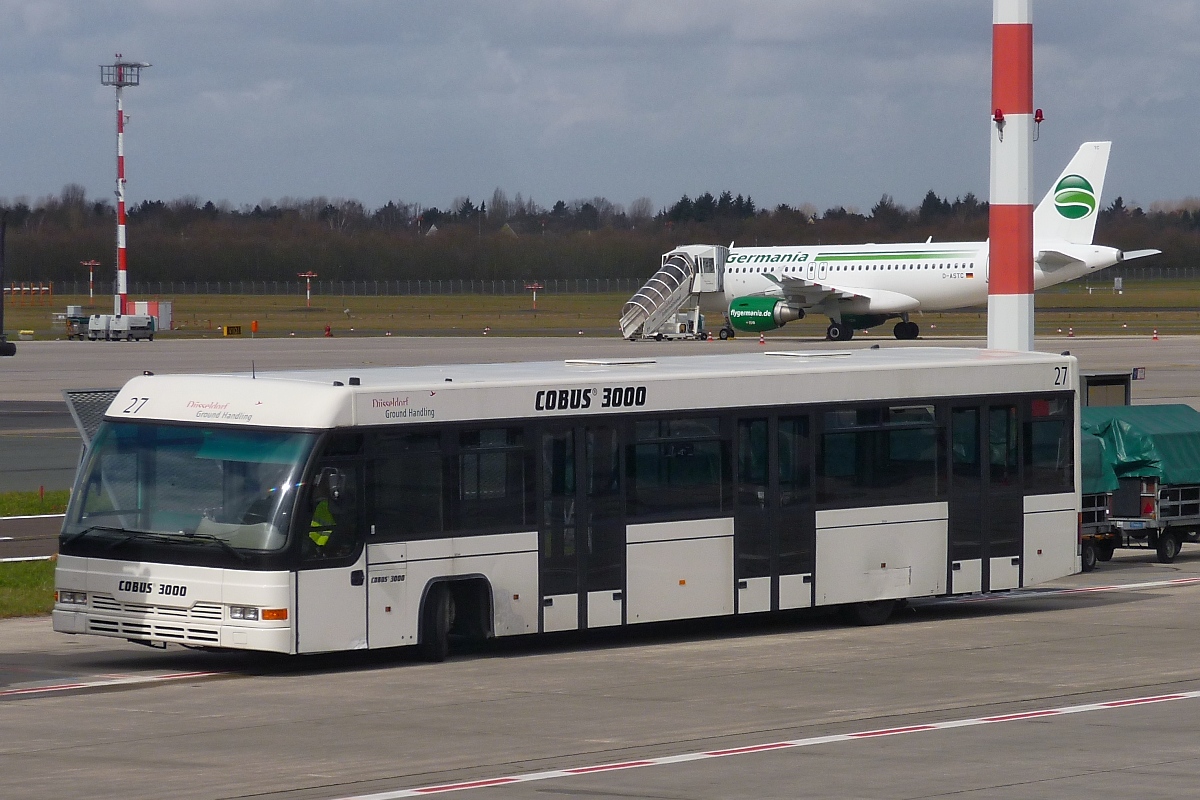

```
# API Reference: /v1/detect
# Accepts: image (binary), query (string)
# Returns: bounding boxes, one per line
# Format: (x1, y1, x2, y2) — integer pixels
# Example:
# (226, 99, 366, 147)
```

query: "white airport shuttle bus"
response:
(54, 348, 1080, 659)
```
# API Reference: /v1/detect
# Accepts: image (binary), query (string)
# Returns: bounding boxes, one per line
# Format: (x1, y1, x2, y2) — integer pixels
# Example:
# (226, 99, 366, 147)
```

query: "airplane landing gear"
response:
(718, 327, 735, 340)
(893, 321, 919, 340)
(826, 322, 854, 342)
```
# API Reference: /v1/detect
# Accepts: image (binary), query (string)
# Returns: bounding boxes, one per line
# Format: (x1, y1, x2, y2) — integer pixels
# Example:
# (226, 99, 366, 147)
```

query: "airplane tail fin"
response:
(1033, 141, 1110, 244)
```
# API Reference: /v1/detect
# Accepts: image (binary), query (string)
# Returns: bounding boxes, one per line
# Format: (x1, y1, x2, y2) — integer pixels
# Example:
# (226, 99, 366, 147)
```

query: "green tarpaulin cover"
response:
(1080, 404, 1200, 486)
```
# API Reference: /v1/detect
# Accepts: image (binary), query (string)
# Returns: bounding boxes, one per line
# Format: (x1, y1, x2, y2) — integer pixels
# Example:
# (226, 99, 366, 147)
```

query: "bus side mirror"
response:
(315, 466, 346, 502)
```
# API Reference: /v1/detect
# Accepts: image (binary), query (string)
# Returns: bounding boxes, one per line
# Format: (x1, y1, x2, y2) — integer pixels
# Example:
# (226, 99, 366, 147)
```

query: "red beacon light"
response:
(1033, 107, 1045, 140)
(992, 108, 1005, 141)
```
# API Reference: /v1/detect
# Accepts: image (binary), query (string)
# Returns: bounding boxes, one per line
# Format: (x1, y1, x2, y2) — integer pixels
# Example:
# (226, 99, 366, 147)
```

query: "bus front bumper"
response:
(53, 609, 293, 654)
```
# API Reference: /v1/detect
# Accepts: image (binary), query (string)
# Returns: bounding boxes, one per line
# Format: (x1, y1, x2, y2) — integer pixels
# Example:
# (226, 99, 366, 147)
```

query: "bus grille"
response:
(91, 594, 224, 620)
(88, 616, 220, 644)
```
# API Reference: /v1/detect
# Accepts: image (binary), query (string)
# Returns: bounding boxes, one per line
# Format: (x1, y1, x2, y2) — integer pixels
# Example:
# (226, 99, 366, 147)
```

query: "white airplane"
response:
(675, 142, 1159, 341)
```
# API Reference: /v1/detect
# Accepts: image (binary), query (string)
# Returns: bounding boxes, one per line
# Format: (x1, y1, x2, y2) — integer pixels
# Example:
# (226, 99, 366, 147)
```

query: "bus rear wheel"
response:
(417, 584, 454, 662)
(846, 599, 895, 626)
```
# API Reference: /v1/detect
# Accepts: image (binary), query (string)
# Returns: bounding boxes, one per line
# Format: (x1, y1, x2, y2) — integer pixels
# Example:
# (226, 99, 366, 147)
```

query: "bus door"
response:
(539, 425, 625, 632)
(734, 416, 815, 614)
(948, 405, 1022, 593)
(296, 457, 368, 653)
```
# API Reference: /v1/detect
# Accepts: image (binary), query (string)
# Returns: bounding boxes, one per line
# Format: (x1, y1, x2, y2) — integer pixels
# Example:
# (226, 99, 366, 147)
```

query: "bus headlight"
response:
(229, 606, 259, 621)
(58, 590, 88, 605)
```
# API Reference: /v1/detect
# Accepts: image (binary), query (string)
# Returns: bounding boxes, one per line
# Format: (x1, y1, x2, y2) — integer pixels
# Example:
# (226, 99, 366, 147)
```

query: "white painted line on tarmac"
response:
(335, 690, 1200, 799)
(0, 536, 12, 540)
(0, 555, 54, 563)
(0, 513, 65, 521)
(0, 670, 223, 699)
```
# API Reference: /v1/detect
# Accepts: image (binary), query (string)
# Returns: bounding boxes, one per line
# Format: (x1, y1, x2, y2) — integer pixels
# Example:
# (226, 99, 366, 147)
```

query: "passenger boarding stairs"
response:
(619, 245, 726, 340)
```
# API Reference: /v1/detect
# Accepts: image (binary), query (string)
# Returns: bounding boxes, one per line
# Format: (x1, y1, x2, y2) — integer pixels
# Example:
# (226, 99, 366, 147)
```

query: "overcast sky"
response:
(1, 0, 1196, 215)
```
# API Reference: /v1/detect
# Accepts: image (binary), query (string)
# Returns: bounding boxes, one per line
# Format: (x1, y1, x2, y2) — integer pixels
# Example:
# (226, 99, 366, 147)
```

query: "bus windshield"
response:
(63, 422, 316, 553)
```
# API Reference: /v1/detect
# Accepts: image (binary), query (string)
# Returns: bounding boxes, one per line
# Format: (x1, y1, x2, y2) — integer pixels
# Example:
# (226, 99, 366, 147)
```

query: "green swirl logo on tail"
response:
(1054, 174, 1096, 220)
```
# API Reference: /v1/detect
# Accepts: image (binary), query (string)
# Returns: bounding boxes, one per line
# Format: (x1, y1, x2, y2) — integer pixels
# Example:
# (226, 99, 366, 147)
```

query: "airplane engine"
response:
(728, 297, 804, 332)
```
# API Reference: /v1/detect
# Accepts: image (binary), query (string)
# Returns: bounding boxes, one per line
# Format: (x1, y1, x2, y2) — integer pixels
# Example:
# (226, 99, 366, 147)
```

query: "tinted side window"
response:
(373, 432, 444, 540)
(817, 405, 940, 507)
(628, 417, 727, 520)
(1025, 395, 1074, 495)
(453, 427, 533, 532)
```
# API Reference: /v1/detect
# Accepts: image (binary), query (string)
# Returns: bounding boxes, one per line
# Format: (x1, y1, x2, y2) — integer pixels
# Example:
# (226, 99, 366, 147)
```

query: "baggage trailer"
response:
(1082, 404, 1200, 564)
(1079, 432, 1119, 571)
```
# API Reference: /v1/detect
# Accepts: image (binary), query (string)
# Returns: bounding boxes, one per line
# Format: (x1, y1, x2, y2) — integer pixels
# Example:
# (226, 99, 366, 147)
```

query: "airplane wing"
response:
(770, 275, 920, 314)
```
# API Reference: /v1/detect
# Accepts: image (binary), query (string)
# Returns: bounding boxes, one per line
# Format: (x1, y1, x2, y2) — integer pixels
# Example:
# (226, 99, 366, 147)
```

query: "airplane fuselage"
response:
(713, 239, 1124, 316)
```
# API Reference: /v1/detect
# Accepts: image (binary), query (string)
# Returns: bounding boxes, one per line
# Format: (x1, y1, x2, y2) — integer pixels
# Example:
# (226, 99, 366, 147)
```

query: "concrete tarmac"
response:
(4, 550, 1200, 800)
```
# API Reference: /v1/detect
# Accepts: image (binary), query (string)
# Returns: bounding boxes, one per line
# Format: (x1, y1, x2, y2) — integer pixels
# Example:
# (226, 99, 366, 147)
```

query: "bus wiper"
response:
(181, 531, 250, 562)
(62, 525, 133, 545)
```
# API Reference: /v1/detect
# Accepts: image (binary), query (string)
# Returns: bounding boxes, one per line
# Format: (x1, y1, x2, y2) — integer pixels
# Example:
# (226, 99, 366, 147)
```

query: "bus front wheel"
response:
(846, 599, 895, 626)
(417, 584, 454, 662)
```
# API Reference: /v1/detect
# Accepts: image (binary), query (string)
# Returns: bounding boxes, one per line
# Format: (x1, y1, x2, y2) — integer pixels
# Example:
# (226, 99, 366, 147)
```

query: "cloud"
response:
(0, 0, 1195, 212)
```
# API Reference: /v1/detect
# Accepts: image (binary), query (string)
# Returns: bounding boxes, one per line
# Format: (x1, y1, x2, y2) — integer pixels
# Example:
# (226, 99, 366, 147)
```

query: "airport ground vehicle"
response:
(642, 309, 705, 341)
(54, 348, 1080, 658)
(1082, 405, 1200, 564)
(87, 313, 155, 341)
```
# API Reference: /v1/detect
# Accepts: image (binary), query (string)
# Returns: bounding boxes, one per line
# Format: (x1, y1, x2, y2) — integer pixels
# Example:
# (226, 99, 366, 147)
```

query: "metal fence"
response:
(54, 278, 644, 296)
(46, 265, 1200, 297)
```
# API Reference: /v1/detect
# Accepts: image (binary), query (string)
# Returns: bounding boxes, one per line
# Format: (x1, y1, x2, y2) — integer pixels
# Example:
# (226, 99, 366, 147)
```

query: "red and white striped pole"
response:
(988, 0, 1034, 351)
(114, 76, 128, 316)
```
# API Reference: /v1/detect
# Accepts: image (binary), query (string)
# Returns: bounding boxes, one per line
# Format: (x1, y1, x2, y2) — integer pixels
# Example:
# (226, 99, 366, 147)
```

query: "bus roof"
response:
(106, 347, 1075, 430)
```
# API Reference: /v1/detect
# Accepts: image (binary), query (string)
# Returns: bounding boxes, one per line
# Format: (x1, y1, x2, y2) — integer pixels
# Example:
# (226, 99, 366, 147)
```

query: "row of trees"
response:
(1, 184, 1194, 283)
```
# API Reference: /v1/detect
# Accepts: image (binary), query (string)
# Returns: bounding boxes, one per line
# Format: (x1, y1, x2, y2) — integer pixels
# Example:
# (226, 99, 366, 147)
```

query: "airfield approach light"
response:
(100, 55, 151, 316)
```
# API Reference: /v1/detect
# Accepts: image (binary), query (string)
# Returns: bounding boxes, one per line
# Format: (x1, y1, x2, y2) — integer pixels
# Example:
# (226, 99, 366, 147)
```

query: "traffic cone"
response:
(759, 333, 765, 345)
(707, 331, 713, 341)
(1153, 329, 1159, 341)
(1068, 327, 1074, 337)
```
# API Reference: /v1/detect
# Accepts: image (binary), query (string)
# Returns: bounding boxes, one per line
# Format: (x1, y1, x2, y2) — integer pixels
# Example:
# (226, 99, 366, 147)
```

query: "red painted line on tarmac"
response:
(564, 760, 654, 774)
(0, 670, 222, 699)
(334, 690, 1200, 800)
(1101, 694, 1185, 708)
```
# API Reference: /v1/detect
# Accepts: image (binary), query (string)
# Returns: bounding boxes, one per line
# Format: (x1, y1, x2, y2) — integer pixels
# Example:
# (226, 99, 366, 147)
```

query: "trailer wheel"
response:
(1157, 531, 1180, 564)
(1081, 541, 1097, 572)
(1097, 540, 1116, 562)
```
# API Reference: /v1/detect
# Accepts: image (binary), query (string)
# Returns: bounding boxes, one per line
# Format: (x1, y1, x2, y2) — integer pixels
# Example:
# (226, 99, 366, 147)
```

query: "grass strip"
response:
(0, 490, 71, 517)
(0, 558, 56, 618)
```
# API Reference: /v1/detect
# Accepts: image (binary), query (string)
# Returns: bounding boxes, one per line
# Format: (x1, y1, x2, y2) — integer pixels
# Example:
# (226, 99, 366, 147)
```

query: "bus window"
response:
(372, 432, 444, 540)
(817, 405, 940, 507)
(1024, 395, 1074, 495)
(453, 427, 532, 532)
(628, 417, 725, 520)
(301, 463, 361, 562)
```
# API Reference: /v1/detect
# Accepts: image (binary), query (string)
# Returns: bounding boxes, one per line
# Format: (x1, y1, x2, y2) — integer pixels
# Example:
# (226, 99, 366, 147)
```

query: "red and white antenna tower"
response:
(100, 55, 150, 316)
(988, 1, 1036, 350)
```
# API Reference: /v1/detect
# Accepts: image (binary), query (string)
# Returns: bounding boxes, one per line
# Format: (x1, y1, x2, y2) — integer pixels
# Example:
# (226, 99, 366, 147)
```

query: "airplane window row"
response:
(730, 262, 975, 274)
